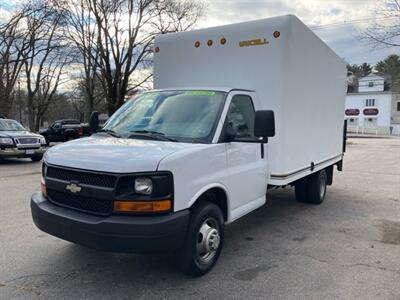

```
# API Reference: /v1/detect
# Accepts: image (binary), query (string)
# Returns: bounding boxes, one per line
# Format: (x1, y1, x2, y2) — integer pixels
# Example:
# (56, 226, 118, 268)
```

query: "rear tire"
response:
(177, 200, 224, 277)
(295, 170, 328, 204)
(306, 170, 327, 205)
(296, 170, 327, 205)
(295, 177, 308, 203)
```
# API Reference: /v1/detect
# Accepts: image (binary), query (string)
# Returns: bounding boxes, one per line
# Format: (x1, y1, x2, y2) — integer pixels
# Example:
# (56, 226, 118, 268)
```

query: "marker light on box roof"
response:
(207, 39, 213, 46)
(273, 31, 281, 38)
(195, 41, 200, 48)
(220, 37, 227, 45)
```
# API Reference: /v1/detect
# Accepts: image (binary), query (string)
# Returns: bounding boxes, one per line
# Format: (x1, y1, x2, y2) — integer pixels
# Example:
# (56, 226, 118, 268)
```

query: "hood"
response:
(45, 135, 206, 173)
(0, 130, 43, 138)
(39, 128, 48, 134)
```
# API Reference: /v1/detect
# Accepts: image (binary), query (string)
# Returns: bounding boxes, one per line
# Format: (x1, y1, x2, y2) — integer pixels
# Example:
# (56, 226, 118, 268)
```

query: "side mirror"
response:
(254, 110, 275, 141)
(89, 111, 100, 133)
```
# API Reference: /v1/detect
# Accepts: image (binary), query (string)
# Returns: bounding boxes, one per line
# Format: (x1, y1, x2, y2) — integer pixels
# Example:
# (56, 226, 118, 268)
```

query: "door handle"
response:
(260, 143, 264, 159)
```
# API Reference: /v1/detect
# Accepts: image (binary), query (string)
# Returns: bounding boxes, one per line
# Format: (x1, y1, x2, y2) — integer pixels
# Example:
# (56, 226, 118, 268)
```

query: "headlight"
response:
(0, 137, 13, 145)
(134, 177, 153, 195)
(40, 137, 46, 145)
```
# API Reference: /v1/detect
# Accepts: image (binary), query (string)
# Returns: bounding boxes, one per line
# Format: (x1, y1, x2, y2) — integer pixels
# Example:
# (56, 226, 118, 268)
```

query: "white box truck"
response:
(31, 15, 347, 276)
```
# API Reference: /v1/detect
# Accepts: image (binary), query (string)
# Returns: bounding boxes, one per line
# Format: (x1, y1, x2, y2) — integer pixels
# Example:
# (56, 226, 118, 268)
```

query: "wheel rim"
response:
(196, 217, 221, 264)
(319, 174, 326, 199)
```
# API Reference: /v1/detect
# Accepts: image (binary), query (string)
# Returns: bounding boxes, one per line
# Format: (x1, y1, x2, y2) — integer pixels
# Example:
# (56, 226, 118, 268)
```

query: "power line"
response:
(310, 16, 397, 28)
(309, 16, 398, 30)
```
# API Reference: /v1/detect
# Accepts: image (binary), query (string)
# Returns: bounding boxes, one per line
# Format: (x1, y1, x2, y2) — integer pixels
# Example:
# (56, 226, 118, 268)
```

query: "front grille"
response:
(46, 166, 117, 188)
(17, 137, 39, 144)
(47, 189, 113, 215)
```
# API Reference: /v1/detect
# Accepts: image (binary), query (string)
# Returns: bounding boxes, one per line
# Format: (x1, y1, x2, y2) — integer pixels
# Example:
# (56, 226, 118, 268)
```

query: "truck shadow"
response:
(36, 187, 352, 294)
(0, 158, 38, 165)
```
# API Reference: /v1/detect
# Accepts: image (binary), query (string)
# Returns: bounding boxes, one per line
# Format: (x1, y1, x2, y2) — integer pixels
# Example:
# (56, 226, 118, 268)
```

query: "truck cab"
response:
(40, 119, 87, 144)
(31, 88, 275, 274)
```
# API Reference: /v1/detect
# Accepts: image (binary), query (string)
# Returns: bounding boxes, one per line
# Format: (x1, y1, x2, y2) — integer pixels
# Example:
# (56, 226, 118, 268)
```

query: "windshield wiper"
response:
(129, 130, 178, 142)
(97, 129, 121, 138)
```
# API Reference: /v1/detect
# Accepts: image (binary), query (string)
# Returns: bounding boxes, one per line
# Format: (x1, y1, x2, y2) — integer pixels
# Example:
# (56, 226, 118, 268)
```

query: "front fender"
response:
(188, 182, 232, 221)
(157, 143, 231, 220)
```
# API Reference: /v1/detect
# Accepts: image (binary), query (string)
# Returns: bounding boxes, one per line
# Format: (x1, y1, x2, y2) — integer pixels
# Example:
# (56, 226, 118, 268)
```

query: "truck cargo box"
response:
(154, 15, 347, 185)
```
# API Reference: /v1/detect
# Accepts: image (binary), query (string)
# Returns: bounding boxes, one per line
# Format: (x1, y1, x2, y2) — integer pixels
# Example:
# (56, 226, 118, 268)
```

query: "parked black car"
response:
(40, 119, 90, 145)
(0, 119, 46, 161)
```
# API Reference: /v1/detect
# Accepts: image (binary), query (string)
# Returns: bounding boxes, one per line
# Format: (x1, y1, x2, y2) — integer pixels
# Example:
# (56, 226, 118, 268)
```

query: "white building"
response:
(345, 73, 396, 134)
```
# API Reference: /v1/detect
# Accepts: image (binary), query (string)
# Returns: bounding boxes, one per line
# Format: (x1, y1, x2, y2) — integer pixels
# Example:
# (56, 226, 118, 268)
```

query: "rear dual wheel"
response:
(295, 169, 327, 205)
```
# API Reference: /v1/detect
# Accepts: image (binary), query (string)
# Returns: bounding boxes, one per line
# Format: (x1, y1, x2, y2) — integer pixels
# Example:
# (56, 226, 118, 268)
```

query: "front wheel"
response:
(31, 155, 43, 162)
(177, 201, 224, 277)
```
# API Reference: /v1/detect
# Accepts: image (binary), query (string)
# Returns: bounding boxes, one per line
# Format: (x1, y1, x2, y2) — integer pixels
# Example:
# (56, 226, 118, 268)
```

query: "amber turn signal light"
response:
(113, 200, 171, 213)
(41, 182, 47, 197)
(273, 31, 281, 38)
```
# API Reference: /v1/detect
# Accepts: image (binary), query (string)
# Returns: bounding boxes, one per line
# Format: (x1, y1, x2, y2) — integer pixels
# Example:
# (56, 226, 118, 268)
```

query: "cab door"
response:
(221, 92, 268, 221)
(48, 122, 62, 141)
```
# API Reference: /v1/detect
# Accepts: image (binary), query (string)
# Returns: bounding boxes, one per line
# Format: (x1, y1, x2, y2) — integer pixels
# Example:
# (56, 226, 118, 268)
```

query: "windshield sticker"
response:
(184, 91, 216, 96)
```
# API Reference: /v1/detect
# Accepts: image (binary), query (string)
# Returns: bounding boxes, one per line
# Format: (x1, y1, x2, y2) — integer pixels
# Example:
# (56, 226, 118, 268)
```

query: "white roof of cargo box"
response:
(153, 15, 345, 91)
(150, 87, 254, 93)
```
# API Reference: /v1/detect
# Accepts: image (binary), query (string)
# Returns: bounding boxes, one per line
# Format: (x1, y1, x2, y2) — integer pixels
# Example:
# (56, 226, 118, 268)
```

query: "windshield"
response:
(103, 90, 227, 143)
(0, 119, 25, 131)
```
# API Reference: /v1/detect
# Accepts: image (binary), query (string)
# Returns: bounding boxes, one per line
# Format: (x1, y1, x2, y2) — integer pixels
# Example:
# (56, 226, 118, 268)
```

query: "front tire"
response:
(177, 201, 224, 277)
(31, 155, 43, 162)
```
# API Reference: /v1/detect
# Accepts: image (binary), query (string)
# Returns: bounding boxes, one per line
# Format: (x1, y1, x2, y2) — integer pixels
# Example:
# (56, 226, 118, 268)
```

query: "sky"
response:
(196, 0, 398, 66)
(0, 0, 397, 67)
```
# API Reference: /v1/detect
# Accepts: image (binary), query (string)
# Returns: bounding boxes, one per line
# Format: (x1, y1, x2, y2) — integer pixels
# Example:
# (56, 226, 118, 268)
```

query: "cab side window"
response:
(52, 122, 61, 129)
(226, 95, 255, 138)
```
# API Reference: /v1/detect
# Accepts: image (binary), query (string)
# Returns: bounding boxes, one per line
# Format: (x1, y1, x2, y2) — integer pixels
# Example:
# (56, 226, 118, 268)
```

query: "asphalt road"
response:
(1, 138, 399, 300)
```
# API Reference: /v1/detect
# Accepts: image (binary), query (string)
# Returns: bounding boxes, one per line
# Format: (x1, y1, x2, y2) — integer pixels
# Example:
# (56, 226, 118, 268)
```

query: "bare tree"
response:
(56, 0, 203, 116)
(69, 74, 107, 120)
(54, 0, 102, 116)
(363, 0, 400, 47)
(0, 11, 30, 117)
(21, 1, 72, 131)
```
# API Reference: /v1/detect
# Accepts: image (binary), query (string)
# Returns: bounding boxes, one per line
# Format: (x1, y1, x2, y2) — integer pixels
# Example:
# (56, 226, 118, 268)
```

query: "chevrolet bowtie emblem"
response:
(66, 183, 82, 193)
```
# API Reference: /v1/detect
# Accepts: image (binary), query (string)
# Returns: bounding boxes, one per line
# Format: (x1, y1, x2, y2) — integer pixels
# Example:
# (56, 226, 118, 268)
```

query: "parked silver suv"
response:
(0, 119, 46, 161)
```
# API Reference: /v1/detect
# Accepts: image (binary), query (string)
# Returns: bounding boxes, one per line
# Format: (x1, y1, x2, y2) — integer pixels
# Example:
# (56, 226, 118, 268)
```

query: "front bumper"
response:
(31, 192, 190, 253)
(0, 146, 45, 158)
